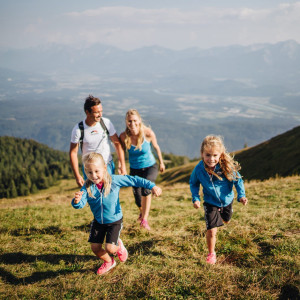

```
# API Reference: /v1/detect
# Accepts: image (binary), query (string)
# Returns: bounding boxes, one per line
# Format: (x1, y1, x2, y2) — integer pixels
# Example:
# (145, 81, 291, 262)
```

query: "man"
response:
(70, 95, 127, 187)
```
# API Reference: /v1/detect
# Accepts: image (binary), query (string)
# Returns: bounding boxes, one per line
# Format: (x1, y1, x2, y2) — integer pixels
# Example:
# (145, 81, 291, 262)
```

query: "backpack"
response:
(78, 118, 109, 151)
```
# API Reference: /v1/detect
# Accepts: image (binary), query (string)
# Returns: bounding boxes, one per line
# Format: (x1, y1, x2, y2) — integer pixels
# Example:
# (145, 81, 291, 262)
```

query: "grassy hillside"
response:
(235, 125, 300, 181)
(159, 126, 300, 185)
(0, 177, 299, 299)
(157, 161, 197, 185)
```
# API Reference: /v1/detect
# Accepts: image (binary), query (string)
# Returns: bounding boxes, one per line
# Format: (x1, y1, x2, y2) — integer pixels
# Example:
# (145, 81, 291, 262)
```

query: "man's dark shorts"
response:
(88, 218, 123, 245)
(203, 202, 233, 230)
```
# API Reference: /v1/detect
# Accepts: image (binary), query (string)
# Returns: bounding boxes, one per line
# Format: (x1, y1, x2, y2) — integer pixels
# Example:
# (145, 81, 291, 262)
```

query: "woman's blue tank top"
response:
(128, 138, 156, 169)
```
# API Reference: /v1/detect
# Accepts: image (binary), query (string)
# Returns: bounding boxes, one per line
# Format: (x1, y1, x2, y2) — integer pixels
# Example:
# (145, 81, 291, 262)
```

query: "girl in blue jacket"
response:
(189, 135, 248, 265)
(72, 152, 162, 275)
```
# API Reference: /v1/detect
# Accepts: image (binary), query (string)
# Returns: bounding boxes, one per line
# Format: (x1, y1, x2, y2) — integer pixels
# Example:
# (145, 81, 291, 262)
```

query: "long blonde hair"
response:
(82, 152, 112, 197)
(124, 109, 146, 150)
(201, 135, 241, 181)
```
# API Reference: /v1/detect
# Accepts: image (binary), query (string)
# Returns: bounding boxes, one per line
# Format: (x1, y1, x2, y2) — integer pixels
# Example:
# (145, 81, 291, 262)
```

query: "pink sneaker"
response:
(117, 238, 128, 262)
(97, 258, 116, 275)
(206, 253, 216, 265)
(140, 219, 151, 231)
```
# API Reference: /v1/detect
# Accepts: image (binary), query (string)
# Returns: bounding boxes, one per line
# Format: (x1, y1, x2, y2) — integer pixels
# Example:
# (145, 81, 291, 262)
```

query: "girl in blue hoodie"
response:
(189, 135, 248, 265)
(72, 152, 162, 275)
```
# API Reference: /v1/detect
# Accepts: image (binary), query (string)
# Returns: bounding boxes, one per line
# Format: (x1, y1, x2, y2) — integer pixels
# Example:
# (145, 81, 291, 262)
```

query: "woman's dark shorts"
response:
(203, 202, 233, 230)
(130, 163, 158, 207)
(88, 218, 123, 245)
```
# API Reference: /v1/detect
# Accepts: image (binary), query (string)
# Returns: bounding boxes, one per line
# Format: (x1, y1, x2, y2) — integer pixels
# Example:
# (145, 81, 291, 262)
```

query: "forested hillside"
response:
(0, 136, 73, 198)
(235, 125, 300, 180)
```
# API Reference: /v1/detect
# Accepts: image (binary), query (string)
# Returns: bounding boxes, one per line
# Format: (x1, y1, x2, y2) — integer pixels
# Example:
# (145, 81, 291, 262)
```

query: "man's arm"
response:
(69, 142, 85, 187)
(110, 133, 127, 175)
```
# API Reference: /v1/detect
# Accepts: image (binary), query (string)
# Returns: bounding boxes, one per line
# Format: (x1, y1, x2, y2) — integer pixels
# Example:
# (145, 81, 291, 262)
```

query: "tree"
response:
(9, 179, 18, 198)
(30, 183, 38, 194)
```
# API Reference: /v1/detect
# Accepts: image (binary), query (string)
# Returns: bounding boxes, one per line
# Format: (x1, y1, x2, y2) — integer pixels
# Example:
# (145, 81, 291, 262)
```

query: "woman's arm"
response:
(146, 128, 165, 173)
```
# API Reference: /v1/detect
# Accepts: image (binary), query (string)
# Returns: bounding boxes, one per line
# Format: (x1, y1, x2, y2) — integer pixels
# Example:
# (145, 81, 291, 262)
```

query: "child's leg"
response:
(91, 243, 112, 262)
(88, 220, 112, 262)
(105, 219, 127, 258)
(105, 243, 120, 255)
(106, 241, 128, 263)
(105, 220, 128, 262)
(221, 202, 233, 224)
(203, 202, 223, 264)
(206, 227, 218, 254)
(93, 243, 117, 275)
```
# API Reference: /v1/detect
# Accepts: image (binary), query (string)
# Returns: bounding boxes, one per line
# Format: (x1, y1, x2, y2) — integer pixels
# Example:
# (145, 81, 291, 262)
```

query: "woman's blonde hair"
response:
(201, 135, 241, 181)
(124, 109, 146, 150)
(82, 152, 112, 197)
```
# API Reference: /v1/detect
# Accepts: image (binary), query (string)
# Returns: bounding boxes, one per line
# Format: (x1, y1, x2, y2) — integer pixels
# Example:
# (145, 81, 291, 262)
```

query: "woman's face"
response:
(126, 114, 141, 135)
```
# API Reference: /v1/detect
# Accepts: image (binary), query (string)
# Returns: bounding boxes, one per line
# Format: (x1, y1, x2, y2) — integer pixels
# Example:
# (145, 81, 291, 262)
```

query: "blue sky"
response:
(1, 0, 299, 50)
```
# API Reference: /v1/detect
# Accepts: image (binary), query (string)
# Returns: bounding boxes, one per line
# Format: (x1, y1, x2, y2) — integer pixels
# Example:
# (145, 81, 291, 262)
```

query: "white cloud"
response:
(1, 2, 300, 49)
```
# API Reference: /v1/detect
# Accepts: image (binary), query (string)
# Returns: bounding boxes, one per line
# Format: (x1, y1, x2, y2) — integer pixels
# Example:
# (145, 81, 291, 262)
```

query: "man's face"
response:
(86, 104, 103, 123)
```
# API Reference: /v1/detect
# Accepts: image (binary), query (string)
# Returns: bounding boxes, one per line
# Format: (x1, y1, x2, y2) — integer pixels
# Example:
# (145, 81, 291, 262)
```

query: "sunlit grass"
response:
(0, 177, 299, 299)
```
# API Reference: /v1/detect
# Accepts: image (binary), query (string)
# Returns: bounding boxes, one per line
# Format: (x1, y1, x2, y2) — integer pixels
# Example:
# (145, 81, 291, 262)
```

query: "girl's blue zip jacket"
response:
(71, 175, 155, 224)
(189, 160, 246, 207)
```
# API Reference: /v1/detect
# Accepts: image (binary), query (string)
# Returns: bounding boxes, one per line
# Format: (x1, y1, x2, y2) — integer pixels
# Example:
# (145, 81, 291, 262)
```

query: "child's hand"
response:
(152, 186, 162, 197)
(193, 201, 201, 209)
(239, 197, 248, 205)
(74, 191, 84, 204)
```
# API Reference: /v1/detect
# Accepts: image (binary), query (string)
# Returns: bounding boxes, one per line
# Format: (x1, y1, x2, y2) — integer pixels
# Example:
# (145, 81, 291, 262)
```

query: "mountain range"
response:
(1, 40, 300, 86)
(0, 40, 299, 157)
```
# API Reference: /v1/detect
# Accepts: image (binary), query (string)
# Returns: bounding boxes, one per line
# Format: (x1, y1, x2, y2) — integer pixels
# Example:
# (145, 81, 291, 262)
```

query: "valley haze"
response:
(0, 40, 299, 158)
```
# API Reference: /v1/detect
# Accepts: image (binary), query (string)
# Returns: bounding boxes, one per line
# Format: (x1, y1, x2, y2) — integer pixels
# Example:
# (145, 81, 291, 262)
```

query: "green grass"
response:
(0, 177, 299, 299)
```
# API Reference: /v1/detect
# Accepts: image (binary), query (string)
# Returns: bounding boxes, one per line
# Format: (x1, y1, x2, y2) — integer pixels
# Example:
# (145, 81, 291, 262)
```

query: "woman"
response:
(119, 109, 165, 230)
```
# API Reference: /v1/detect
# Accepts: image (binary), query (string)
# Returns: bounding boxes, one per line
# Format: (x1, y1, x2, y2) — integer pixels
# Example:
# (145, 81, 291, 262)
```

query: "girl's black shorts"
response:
(88, 218, 123, 245)
(203, 202, 233, 230)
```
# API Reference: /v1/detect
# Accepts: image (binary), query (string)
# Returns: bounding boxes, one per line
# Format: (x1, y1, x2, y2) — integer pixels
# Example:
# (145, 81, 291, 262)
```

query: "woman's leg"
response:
(141, 194, 152, 221)
(140, 164, 158, 222)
